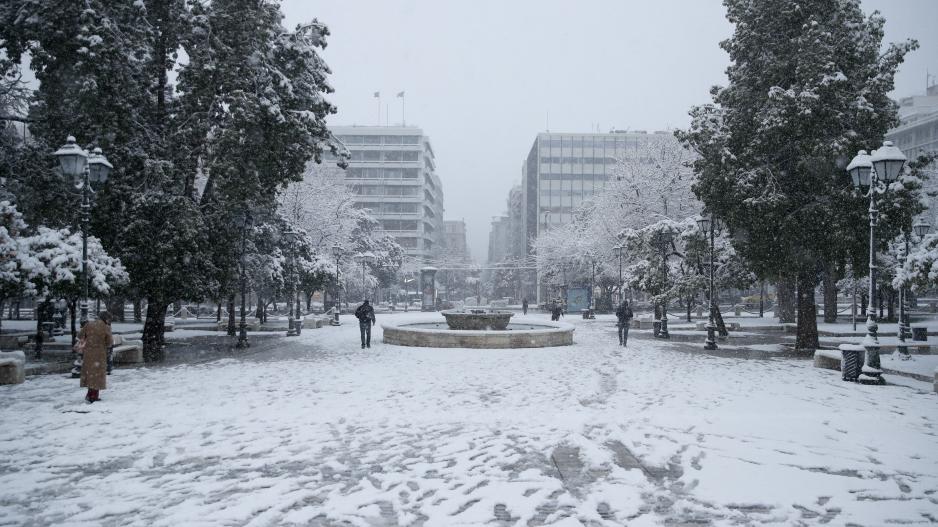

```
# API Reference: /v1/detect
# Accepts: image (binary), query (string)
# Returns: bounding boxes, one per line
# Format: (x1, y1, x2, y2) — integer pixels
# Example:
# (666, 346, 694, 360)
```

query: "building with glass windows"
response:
(520, 130, 671, 254)
(331, 126, 445, 263)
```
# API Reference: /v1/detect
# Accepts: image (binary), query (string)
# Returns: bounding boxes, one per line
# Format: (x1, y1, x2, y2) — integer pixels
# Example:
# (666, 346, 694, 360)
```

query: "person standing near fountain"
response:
(522, 298, 529, 315)
(616, 301, 634, 346)
(355, 300, 376, 349)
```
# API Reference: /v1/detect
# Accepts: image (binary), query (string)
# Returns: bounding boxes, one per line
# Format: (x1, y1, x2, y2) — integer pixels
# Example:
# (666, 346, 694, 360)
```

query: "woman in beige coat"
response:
(79, 312, 113, 403)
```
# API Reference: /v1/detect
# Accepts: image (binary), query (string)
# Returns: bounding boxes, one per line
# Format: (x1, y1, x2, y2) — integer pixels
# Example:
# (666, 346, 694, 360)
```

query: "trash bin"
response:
(839, 344, 864, 382)
(912, 327, 927, 341)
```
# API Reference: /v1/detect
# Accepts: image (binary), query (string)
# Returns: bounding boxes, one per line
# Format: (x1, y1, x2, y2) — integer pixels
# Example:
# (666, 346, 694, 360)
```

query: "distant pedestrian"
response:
(551, 301, 563, 322)
(354, 300, 376, 349)
(616, 301, 634, 346)
(522, 298, 529, 315)
(79, 312, 113, 403)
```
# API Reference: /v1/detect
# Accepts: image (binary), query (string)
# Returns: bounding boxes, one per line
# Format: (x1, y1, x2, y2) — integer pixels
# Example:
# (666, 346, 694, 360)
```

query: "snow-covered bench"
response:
(216, 317, 261, 332)
(0, 334, 29, 350)
(0, 350, 26, 385)
(813, 348, 842, 370)
(302, 316, 328, 329)
(694, 321, 741, 331)
(111, 335, 143, 364)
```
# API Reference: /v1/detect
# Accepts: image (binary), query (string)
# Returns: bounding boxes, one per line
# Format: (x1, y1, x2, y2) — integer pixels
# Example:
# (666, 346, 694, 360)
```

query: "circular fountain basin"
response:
(382, 319, 574, 348)
(441, 309, 514, 330)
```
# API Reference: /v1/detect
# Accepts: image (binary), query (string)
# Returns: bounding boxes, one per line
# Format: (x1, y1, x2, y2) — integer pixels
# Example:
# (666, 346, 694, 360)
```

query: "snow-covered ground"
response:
(1, 312, 937, 526)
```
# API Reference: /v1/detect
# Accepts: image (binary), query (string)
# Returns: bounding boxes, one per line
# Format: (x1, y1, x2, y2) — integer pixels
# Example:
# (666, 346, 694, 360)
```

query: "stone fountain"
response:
(441, 309, 513, 330)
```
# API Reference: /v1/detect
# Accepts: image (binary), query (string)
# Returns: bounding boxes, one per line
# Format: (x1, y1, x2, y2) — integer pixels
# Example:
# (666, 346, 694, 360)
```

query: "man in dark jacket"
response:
(616, 301, 634, 346)
(354, 300, 376, 349)
(522, 298, 529, 315)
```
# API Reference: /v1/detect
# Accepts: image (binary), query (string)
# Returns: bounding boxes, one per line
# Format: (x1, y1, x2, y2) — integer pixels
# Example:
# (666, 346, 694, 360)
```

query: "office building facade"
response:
(887, 84, 938, 220)
(520, 130, 674, 254)
(332, 126, 445, 263)
(443, 219, 472, 264)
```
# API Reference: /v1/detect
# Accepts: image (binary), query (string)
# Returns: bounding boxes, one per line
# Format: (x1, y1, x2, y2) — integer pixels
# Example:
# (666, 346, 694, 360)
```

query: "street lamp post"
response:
(332, 244, 343, 325)
(233, 210, 253, 349)
(846, 141, 907, 384)
(897, 221, 932, 358)
(613, 245, 624, 306)
(54, 137, 113, 326)
(285, 227, 300, 337)
(354, 253, 376, 301)
(697, 214, 718, 350)
(655, 231, 673, 339)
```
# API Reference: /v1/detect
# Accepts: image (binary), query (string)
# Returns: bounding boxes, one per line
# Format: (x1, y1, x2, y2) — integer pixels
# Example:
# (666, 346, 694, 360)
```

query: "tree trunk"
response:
(776, 278, 796, 323)
(227, 294, 236, 336)
(886, 289, 895, 322)
(69, 300, 77, 347)
(216, 302, 222, 322)
(306, 291, 313, 312)
(653, 303, 661, 337)
(878, 291, 884, 320)
(143, 298, 169, 362)
(0, 298, 4, 334)
(108, 297, 126, 322)
(686, 296, 692, 322)
(795, 274, 819, 352)
(822, 263, 838, 323)
(712, 303, 728, 336)
(860, 293, 867, 317)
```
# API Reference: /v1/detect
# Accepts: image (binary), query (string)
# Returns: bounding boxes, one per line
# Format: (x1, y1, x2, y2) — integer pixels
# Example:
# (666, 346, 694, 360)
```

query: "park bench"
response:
(0, 334, 30, 350)
(215, 317, 261, 332)
(0, 350, 26, 385)
(111, 335, 143, 364)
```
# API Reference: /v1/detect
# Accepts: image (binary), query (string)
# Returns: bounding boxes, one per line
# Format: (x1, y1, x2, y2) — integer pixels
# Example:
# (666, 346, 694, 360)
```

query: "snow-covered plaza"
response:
(2, 313, 937, 526)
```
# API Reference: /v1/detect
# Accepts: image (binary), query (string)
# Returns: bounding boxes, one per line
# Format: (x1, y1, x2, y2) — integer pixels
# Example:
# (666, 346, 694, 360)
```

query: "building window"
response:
(402, 151, 419, 161)
(403, 168, 419, 178)
(363, 135, 381, 145)
(363, 150, 381, 161)
(384, 151, 403, 161)
(402, 135, 420, 144)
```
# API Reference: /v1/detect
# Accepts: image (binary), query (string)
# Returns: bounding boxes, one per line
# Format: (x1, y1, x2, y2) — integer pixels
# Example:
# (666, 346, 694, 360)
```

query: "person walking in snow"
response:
(616, 301, 634, 346)
(78, 312, 113, 403)
(354, 300, 376, 349)
(551, 301, 563, 322)
(522, 298, 529, 315)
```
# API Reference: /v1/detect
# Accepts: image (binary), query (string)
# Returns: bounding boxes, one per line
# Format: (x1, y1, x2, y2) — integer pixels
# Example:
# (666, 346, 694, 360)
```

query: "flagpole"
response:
(376, 92, 381, 126)
(402, 94, 406, 126)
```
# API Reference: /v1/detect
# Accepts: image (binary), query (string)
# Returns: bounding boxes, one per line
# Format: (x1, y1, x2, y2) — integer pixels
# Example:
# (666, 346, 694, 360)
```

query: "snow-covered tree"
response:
(677, 0, 919, 351)
(26, 227, 129, 343)
(0, 201, 42, 333)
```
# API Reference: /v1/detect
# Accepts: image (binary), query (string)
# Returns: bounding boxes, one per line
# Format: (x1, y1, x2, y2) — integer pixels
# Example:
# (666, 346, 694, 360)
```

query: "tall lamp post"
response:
(285, 227, 300, 337)
(332, 244, 343, 325)
(233, 209, 253, 348)
(697, 214, 719, 350)
(896, 221, 931, 357)
(654, 231, 673, 339)
(613, 245, 624, 306)
(354, 253, 376, 301)
(846, 141, 907, 383)
(54, 137, 113, 325)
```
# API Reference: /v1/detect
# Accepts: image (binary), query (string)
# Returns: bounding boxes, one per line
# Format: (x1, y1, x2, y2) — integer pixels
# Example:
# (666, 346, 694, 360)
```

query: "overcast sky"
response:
(279, 0, 938, 262)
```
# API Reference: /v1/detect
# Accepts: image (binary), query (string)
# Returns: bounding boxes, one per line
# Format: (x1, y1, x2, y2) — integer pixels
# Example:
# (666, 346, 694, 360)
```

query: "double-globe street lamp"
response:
(696, 214, 722, 350)
(845, 140, 907, 383)
(53, 136, 113, 325)
(896, 221, 931, 357)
